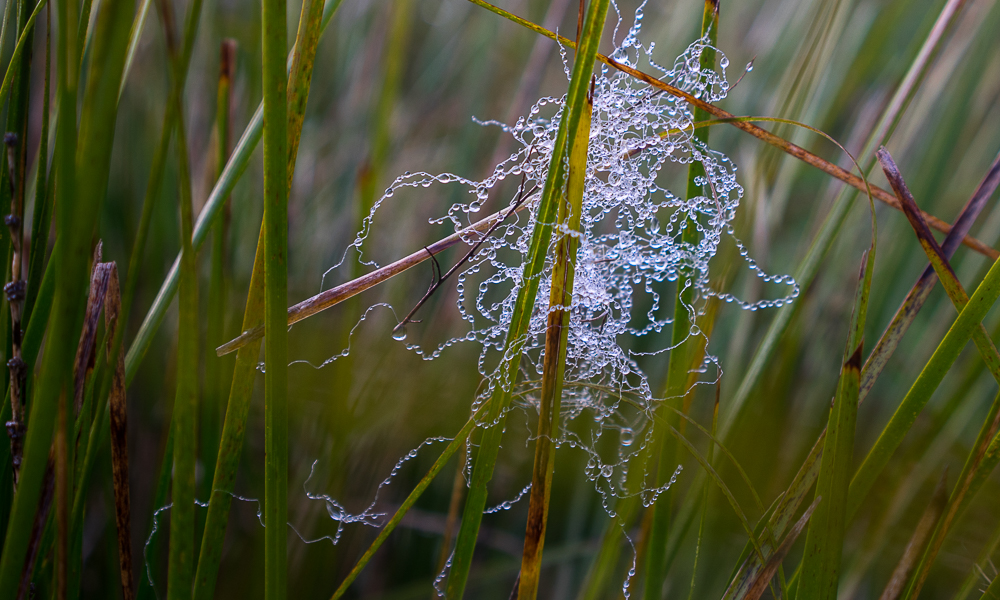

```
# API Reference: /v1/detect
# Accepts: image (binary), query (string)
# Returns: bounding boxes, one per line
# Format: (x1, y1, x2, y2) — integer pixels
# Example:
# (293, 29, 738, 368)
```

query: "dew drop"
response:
(620, 428, 635, 446)
(392, 327, 407, 341)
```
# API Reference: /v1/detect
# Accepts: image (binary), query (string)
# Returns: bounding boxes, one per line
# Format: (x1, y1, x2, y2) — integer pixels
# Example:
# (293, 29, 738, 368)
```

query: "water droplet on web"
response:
(620, 428, 634, 446)
(469, 201, 481, 213)
(392, 327, 407, 341)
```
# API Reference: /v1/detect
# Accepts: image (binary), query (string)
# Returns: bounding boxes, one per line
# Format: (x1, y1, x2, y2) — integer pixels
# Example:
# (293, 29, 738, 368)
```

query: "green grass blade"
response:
(643, 4, 717, 597)
(166, 75, 200, 600)
(444, 1, 610, 596)
(261, 0, 289, 593)
(879, 471, 948, 600)
(847, 251, 1000, 523)
(796, 246, 873, 600)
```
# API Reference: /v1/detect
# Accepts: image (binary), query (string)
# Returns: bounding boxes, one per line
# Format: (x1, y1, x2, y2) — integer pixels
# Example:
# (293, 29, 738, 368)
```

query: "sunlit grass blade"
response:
(878, 471, 948, 600)
(444, 1, 610, 596)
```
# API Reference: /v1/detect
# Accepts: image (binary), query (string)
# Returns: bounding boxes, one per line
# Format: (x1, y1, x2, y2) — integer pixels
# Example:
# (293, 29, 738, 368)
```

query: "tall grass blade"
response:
(261, 0, 290, 592)
(517, 75, 593, 600)
(642, 4, 717, 597)
(796, 238, 873, 600)
(193, 0, 331, 593)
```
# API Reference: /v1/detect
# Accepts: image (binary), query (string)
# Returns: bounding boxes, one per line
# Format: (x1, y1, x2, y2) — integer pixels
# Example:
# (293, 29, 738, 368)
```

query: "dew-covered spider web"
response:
(300, 2, 797, 595)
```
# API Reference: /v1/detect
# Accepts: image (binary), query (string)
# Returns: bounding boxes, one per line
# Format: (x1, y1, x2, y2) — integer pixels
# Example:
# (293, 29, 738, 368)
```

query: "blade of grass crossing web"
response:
(124, 0, 345, 383)
(445, 2, 610, 597)
(643, 4, 717, 597)
(517, 76, 593, 600)
(795, 245, 874, 600)
(193, 0, 330, 594)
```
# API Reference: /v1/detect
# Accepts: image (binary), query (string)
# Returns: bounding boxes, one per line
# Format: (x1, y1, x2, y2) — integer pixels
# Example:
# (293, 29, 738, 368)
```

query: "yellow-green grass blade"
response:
(445, 1, 610, 596)
(517, 77, 592, 600)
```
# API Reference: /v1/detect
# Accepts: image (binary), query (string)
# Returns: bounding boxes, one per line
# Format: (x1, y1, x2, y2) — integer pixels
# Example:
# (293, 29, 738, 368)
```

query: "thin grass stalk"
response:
(165, 72, 201, 600)
(124, 0, 344, 383)
(642, 4, 717, 597)
(517, 77, 593, 600)
(201, 38, 236, 521)
(444, 1, 610, 596)
(262, 0, 289, 592)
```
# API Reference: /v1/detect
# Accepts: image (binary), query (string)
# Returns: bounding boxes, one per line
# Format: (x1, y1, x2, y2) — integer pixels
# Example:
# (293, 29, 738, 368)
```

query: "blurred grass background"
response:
(7, 0, 1000, 595)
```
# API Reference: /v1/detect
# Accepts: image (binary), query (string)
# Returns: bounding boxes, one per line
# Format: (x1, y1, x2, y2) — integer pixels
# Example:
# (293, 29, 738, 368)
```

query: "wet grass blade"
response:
(517, 75, 593, 600)
(878, 471, 948, 600)
(445, 1, 610, 596)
